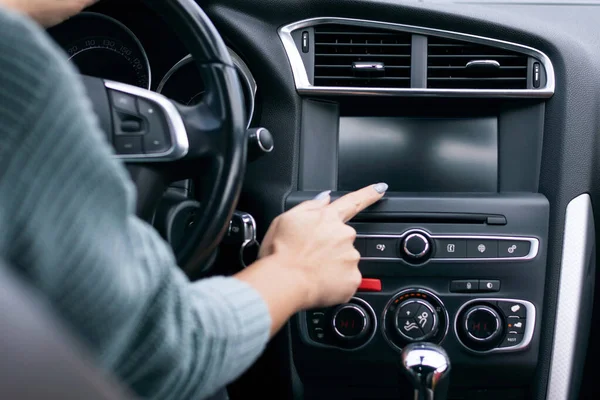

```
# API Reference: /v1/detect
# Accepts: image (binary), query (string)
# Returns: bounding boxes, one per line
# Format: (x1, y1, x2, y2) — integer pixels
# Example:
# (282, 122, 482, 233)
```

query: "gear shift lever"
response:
(400, 343, 451, 400)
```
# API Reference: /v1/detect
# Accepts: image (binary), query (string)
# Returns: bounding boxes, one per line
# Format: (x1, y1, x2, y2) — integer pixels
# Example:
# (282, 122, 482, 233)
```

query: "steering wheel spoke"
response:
(78, 0, 248, 275)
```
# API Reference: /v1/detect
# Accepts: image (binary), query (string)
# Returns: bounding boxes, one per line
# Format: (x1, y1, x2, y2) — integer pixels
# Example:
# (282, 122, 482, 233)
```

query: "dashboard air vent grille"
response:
(427, 36, 528, 89)
(314, 24, 411, 87)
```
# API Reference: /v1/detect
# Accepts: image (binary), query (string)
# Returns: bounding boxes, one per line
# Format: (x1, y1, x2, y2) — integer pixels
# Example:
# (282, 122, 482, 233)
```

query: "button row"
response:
(355, 236, 533, 261)
(497, 300, 528, 348)
(450, 279, 500, 293)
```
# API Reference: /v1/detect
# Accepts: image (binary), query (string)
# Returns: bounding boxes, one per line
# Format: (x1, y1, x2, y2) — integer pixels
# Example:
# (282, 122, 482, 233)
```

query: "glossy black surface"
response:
(338, 117, 498, 192)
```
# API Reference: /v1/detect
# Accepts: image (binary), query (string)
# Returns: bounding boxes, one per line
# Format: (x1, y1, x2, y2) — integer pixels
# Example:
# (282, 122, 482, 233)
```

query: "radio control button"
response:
(498, 240, 531, 258)
(435, 239, 467, 258)
(466, 240, 498, 258)
(365, 238, 399, 258)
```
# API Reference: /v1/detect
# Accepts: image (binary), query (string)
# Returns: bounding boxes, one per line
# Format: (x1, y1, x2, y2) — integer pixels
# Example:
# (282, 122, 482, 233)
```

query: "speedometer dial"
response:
(48, 12, 151, 89)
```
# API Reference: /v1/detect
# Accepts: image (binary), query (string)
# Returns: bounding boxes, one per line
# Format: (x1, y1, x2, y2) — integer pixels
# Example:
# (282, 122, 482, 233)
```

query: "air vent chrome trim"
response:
(278, 17, 555, 98)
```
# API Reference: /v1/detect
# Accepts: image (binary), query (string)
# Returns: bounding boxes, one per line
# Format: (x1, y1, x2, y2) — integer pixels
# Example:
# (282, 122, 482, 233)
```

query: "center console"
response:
(280, 16, 553, 400)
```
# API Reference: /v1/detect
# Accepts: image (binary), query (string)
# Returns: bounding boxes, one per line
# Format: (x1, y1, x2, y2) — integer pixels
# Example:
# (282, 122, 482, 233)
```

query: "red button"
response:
(358, 278, 382, 292)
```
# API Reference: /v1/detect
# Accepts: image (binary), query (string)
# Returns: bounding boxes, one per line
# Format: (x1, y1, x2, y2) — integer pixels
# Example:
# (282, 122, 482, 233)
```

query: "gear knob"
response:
(400, 342, 451, 400)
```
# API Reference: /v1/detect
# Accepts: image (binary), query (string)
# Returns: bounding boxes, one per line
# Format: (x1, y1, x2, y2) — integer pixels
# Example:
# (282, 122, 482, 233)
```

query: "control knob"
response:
(400, 232, 432, 264)
(332, 303, 371, 342)
(394, 299, 439, 342)
(459, 305, 503, 349)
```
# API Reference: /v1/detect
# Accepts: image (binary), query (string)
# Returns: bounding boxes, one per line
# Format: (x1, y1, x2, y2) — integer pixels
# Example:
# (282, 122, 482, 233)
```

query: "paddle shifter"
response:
(400, 343, 451, 400)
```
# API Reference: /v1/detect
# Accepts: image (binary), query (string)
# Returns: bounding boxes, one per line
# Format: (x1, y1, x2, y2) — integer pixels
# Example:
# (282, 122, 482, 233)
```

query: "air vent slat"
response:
(427, 36, 529, 89)
(314, 24, 411, 88)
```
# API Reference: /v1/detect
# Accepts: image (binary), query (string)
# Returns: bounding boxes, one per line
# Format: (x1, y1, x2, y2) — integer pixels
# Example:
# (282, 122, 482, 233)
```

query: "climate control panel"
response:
(455, 298, 535, 353)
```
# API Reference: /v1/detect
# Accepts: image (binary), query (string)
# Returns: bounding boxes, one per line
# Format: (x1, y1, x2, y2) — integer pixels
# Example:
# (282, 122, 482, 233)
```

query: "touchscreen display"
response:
(338, 117, 498, 192)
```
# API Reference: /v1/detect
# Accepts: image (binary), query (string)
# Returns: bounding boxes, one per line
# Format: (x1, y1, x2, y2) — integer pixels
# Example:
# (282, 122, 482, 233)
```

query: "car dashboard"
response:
(48, 0, 600, 399)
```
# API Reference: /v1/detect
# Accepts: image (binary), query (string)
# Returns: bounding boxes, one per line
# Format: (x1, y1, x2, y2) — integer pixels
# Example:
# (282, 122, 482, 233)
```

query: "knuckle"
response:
(349, 249, 361, 262)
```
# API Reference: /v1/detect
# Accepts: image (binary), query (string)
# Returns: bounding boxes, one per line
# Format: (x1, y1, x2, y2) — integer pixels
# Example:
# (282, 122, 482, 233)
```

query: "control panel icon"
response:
(477, 244, 486, 253)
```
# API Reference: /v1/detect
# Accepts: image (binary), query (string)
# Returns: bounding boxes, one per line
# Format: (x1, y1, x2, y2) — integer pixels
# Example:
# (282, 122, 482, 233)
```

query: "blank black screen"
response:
(338, 117, 498, 192)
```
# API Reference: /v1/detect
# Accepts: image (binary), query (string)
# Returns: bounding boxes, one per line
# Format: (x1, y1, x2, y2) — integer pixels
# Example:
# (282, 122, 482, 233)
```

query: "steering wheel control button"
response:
(466, 240, 498, 258)
(110, 90, 138, 115)
(333, 304, 369, 340)
(137, 98, 171, 154)
(498, 240, 531, 258)
(499, 333, 524, 348)
(435, 239, 467, 258)
(506, 318, 526, 334)
(464, 306, 502, 342)
(394, 300, 438, 342)
(114, 136, 142, 155)
(478, 280, 501, 292)
(450, 279, 479, 293)
(358, 278, 382, 292)
(365, 238, 398, 258)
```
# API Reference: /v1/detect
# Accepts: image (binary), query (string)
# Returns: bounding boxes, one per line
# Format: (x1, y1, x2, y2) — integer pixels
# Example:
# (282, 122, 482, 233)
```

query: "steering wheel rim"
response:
(115, 0, 247, 275)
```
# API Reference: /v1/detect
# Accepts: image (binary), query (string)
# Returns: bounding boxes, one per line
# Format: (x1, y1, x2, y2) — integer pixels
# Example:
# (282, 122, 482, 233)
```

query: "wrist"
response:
(267, 251, 315, 312)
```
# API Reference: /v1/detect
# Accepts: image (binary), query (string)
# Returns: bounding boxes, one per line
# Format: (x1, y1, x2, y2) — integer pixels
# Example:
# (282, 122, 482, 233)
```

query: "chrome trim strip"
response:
(73, 12, 152, 90)
(300, 297, 377, 351)
(357, 232, 539, 262)
(156, 48, 257, 128)
(454, 298, 536, 354)
(105, 80, 189, 162)
(278, 17, 555, 98)
(547, 194, 595, 400)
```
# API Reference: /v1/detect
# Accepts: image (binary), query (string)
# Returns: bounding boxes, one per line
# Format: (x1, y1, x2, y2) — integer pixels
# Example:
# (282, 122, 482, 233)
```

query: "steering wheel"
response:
(81, 0, 247, 276)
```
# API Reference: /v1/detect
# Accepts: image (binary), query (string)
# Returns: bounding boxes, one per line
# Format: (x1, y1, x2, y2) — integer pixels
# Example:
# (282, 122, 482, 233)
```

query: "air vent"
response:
(427, 36, 528, 89)
(314, 25, 411, 88)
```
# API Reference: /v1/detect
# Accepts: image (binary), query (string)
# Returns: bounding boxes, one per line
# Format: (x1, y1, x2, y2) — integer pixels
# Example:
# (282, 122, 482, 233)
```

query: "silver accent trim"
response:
(255, 128, 274, 153)
(105, 80, 189, 162)
(394, 299, 438, 342)
(466, 60, 501, 69)
(403, 233, 430, 258)
(358, 231, 539, 262)
(547, 194, 595, 400)
(352, 61, 385, 70)
(278, 17, 555, 98)
(463, 306, 502, 342)
(301, 297, 377, 351)
(156, 48, 257, 128)
(381, 288, 450, 353)
(332, 304, 368, 340)
(454, 298, 536, 354)
(69, 12, 152, 90)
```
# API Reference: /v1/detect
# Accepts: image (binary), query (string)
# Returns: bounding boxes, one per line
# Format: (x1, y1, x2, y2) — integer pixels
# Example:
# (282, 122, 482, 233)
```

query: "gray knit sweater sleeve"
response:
(0, 7, 271, 399)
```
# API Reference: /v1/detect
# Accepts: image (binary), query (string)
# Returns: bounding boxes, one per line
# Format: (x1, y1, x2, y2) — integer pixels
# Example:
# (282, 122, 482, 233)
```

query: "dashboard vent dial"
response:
(314, 24, 411, 88)
(427, 36, 529, 89)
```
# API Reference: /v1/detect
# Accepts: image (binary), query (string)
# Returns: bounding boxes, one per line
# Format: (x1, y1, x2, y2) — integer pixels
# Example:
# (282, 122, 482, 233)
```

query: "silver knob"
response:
(400, 343, 451, 400)
(402, 233, 431, 259)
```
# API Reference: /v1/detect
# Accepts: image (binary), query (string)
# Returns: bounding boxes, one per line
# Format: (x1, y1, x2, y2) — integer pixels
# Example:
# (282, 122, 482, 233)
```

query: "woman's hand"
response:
(2, 0, 97, 27)
(235, 183, 388, 336)
(260, 183, 388, 308)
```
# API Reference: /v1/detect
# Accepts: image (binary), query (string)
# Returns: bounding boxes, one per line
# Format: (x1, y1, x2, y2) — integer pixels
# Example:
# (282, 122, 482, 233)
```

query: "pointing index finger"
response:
(328, 183, 388, 222)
